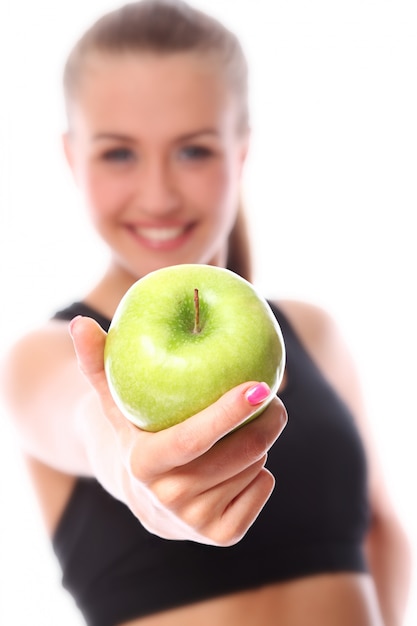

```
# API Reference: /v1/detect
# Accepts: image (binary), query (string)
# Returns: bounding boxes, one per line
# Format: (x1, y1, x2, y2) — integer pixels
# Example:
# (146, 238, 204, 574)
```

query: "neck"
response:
(84, 247, 229, 320)
(84, 262, 139, 319)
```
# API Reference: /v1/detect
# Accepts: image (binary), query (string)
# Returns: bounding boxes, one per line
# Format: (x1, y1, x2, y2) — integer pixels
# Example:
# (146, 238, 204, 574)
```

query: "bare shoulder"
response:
(1, 321, 82, 532)
(275, 298, 342, 358)
(1, 320, 76, 413)
(274, 300, 410, 533)
(275, 299, 371, 477)
(273, 298, 360, 411)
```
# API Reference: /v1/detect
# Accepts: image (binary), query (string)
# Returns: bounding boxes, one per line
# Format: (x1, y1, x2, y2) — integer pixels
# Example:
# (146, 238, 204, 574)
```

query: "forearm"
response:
(0, 322, 100, 476)
(3, 346, 95, 476)
(13, 397, 93, 477)
(75, 390, 128, 503)
(365, 512, 411, 626)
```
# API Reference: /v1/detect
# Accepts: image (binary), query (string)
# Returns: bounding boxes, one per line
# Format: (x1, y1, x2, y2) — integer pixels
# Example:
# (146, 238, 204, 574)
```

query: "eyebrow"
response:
(177, 129, 219, 142)
(92, 133, 135, 143)
(92, 128, 219, 143)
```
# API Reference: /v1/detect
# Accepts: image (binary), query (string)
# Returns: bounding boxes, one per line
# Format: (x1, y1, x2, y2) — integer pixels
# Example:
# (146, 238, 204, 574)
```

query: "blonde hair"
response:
(64, 0, 253, 280)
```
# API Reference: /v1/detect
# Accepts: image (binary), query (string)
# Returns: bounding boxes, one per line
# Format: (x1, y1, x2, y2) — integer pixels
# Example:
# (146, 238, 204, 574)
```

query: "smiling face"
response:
(64, 51, 249, 283)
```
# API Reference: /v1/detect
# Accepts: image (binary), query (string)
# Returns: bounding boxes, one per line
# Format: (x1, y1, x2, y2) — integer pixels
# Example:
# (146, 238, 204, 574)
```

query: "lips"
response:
(127, 223, 195, 250)
(134, 226, 187, 242)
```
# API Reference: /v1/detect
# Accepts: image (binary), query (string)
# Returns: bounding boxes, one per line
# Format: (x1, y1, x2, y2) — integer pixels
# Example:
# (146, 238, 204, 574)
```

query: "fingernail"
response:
(68, 315, 82, 338)
(245, 382, 271, 406)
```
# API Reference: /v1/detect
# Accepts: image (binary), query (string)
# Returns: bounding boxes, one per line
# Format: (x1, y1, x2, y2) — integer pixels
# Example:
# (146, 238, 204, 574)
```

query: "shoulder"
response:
(4, 319, 75, 373)
(274, 298, 340, 357)
(1, 320, 76, 414)
(1, 321, 85, 531)
(273, 298, 361, 412)
(271, 306, 408, 534)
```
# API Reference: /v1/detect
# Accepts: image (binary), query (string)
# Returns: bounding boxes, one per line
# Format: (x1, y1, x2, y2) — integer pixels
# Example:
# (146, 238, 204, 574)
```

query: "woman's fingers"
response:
(134, 387, 287, 480)
(150, 457, 275, 547)
(175, 456, 272, 545)
(212, 467, 276, 546)
(142, 403, 285, 544)
(147, 401, 285, 499)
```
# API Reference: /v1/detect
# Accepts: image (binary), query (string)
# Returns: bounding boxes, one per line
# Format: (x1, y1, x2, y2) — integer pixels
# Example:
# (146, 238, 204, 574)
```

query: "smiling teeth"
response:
(135, 226, 185, 242)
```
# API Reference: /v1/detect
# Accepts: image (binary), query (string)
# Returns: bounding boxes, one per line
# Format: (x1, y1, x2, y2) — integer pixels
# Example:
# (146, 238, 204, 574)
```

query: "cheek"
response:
(82, 169, 131, 220)
(189, 161, 240, 217)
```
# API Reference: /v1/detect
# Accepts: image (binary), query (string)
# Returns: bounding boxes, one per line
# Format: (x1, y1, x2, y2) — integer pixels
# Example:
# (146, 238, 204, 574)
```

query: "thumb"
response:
(69, 316, 137, 439)
(69, 315, 108, 394)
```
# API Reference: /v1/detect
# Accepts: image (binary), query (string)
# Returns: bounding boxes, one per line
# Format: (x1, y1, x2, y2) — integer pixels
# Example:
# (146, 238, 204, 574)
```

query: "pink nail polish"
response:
(245, 382, 271, 406)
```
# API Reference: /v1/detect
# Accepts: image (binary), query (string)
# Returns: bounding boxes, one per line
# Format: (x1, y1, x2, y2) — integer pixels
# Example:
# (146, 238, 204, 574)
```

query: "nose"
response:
(137, 156, 180, 216)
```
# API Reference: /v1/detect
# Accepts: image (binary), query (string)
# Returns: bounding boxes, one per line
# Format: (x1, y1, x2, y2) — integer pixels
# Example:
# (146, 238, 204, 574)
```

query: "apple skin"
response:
(104, 264, 285, 432)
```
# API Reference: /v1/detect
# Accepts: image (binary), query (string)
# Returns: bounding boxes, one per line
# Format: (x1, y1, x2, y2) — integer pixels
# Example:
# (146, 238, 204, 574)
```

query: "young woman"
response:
(2, 1, 410, 625)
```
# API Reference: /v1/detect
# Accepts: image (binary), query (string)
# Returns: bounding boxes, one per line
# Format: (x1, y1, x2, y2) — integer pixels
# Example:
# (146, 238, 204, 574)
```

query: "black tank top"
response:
(52, 301, 370, 626)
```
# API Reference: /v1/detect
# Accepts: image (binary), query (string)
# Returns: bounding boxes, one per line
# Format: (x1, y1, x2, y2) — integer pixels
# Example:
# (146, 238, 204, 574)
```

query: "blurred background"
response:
(1, 1, 416, 624)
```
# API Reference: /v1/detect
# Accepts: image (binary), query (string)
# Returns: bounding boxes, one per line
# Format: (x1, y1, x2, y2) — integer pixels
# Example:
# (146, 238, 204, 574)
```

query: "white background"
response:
(1, 1, 416, 624)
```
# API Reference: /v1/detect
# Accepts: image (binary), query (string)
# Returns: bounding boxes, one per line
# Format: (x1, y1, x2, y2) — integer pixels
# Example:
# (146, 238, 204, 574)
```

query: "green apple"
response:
(104, 264, 285, 431)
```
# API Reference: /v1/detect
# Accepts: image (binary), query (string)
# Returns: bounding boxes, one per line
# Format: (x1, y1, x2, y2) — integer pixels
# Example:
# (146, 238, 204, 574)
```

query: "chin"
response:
(117, 239, 227, 279)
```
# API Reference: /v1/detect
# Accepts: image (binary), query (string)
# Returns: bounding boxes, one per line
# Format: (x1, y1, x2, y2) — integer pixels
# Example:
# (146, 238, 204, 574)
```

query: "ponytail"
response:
(226, 199, 253, 283)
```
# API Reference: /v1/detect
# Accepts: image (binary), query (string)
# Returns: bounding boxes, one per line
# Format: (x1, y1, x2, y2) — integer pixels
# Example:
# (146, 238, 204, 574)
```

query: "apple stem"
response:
(193, 288, 201, 334)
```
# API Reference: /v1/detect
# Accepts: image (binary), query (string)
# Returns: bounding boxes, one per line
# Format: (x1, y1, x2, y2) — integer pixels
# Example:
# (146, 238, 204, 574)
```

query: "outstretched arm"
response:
(2, 315, 287, 546)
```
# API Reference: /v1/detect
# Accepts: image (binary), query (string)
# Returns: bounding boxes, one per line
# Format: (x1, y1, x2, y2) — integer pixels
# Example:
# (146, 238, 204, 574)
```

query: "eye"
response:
(178, 145, 213, 161)
(101, 147, 135, 162)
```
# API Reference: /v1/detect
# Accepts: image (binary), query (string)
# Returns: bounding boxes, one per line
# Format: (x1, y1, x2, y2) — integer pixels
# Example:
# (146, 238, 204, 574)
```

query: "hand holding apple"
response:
(104, 264, 285, 431)
(71, 313, 287, 545)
